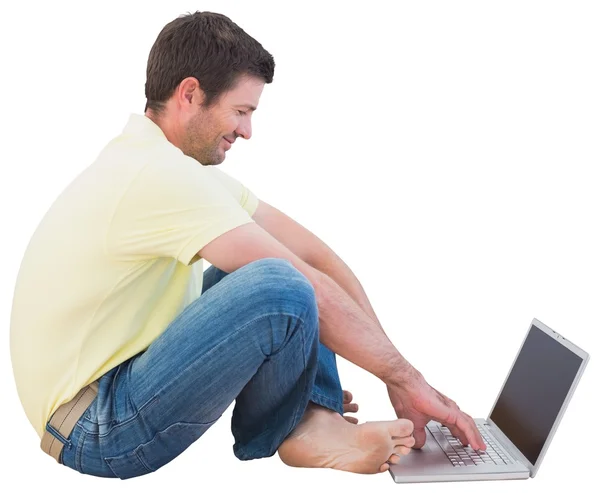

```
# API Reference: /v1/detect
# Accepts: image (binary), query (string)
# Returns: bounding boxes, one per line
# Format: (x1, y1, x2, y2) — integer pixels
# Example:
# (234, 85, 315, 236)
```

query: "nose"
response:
(236, 118, 252, 140)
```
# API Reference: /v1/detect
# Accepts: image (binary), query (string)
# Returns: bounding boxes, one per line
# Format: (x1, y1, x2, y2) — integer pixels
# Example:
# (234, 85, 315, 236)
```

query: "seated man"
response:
(10, 10, 485, 480)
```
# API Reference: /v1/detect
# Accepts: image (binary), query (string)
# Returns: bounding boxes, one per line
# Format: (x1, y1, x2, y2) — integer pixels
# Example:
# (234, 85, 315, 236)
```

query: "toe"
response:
(394, 435, 415, 448)
(391, 418, 414, 439)
(387, 453, 402, 465)
(394, 445, 413, 455)
(344, 402, 359, 413)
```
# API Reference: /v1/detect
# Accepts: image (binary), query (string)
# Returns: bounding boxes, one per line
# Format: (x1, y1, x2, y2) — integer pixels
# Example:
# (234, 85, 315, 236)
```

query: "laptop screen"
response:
(489, 324, 583, 465)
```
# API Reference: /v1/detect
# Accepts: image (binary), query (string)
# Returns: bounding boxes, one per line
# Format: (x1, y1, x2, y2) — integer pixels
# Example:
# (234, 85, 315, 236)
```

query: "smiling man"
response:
(150, 74, 262, 166)
(10, 11, 484, 480)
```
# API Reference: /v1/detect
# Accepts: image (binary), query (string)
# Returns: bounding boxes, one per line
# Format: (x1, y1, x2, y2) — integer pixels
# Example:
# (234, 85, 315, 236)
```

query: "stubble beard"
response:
(182, 111, 224, 166)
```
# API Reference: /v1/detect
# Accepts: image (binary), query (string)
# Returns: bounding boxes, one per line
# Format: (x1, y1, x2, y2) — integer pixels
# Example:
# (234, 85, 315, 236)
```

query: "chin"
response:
(195, 152, 223, 166)
(204, 158, 224, 167)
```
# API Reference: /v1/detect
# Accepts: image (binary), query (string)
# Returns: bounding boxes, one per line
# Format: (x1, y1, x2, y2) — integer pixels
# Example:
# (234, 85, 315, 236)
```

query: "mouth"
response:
(223, 137, 234, 144)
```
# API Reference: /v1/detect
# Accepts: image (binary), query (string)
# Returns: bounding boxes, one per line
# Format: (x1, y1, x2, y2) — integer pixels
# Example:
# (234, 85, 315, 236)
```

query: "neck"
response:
(145, 109, 185, 149)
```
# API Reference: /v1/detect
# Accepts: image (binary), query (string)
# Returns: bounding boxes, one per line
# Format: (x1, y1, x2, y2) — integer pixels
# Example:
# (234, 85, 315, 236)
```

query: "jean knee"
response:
(248, 258, 318, 318)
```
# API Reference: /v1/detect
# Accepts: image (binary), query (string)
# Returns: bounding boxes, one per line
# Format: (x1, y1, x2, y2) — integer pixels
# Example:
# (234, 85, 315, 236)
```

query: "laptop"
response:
(389, 318, 589, 483)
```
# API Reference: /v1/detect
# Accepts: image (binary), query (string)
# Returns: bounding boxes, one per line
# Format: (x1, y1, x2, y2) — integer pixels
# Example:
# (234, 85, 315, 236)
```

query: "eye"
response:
(237, 110, 247, 116)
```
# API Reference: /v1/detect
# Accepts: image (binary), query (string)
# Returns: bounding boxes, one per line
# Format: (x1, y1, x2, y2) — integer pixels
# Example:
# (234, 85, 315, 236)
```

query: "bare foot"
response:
(278, 402, 415, 474)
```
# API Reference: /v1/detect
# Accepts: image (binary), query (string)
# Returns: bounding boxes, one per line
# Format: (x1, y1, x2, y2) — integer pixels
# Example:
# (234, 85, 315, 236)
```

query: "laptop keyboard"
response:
(429, 424, 515, 467)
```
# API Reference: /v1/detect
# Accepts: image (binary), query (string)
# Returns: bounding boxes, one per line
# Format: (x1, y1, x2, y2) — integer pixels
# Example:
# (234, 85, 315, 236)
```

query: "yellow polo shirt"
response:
(10, 114, 259, 439)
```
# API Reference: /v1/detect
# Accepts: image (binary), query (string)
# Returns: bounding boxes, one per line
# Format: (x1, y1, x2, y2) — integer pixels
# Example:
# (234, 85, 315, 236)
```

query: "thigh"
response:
(127, 259, 305, 415)
(92, 258, 315, 477)
(201, 264, 229, 295)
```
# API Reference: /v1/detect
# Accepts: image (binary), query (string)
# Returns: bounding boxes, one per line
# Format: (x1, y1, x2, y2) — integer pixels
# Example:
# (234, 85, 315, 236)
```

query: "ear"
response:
(177, 77, 204, 109)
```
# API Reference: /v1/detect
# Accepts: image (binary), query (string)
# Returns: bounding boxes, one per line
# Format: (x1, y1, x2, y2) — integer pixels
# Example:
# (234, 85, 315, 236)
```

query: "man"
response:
(10, 11, 486, 480)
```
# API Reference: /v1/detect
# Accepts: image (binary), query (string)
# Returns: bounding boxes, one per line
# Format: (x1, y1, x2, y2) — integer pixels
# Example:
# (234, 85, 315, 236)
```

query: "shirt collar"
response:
(122, 113, 167, 140)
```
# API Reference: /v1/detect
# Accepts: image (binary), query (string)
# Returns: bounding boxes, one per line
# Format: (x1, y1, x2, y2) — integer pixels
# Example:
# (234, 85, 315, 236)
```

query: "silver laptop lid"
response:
(486, 318, 589, 477)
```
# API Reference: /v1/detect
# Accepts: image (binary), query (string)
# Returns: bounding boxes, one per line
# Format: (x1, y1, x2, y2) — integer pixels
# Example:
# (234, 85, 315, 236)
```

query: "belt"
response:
(40, 381, 99, 463)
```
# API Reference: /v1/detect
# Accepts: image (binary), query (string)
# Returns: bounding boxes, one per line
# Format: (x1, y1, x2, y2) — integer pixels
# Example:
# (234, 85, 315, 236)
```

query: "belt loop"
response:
(44, 422, 70, 446)
(41, 381, 99, 463)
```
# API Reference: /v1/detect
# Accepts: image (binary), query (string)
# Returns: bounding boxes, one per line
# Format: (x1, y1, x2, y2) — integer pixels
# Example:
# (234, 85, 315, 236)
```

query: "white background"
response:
(1, 0, 598, 491)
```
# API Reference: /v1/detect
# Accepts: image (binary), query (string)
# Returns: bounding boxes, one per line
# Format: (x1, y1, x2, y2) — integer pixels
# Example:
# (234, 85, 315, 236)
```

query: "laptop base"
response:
(389, 420, 530, 483)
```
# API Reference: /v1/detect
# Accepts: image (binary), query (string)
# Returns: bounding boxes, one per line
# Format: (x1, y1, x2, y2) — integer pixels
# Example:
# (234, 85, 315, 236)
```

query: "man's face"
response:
(182, 75, 264, 165)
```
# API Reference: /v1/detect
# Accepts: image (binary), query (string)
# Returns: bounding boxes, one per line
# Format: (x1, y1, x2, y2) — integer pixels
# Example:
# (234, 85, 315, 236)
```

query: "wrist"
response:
(382, 358, 423, 389)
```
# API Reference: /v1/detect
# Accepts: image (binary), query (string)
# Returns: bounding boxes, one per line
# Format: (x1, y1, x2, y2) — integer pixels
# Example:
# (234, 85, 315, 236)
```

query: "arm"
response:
(250, 200, 412, 381)
(198, 220, 412, 385)
(249, 200, 486, 450)
(304, 249, 392, 344)
(251, 200, 387, 336)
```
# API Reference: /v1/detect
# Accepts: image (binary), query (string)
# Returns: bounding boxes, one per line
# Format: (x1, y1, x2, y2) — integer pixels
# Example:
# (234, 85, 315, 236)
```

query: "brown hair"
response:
(144, 11, 275, 114)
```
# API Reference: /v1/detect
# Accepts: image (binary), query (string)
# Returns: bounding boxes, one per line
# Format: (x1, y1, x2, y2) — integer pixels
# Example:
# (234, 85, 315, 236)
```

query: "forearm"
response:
(312, 267, 416, 387)
(311, 254, 388, 340)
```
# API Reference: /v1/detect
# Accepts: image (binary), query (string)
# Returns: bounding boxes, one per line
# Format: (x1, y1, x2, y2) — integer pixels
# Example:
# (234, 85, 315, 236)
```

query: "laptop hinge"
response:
(485, 419, 534, 475)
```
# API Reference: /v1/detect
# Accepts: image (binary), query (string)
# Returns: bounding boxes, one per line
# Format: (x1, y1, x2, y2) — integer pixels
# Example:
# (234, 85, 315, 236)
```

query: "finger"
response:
(435, 389, 487, 451)
(456, 413, 486, 451)
(468, 415, 487, 451)
(379, 463, 390, 473)
(412, 427, 427, 449)
(444, 413, 472, 448)
(466, 414, 487, 452)
(343, 416, 359, 424)
(448, 423, 469, 447)
(343, 390, 353, 403)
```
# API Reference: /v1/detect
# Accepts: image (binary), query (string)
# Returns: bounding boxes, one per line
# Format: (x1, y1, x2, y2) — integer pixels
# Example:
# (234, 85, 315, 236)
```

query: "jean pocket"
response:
(104, 420, 217, 480)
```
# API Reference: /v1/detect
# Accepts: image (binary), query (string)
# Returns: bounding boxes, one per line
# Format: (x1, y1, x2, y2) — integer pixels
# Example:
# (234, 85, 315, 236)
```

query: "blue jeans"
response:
(59, 258, 344, 479)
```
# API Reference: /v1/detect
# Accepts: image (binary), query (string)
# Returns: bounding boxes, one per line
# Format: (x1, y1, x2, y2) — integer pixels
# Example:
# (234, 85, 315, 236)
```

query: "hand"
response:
(386, 372, 486, 451)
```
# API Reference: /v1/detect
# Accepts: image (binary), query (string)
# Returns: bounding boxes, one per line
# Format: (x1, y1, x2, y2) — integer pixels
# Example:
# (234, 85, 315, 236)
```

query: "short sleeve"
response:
(107, 151, 256, 266)
(208, 167, 260, 218)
